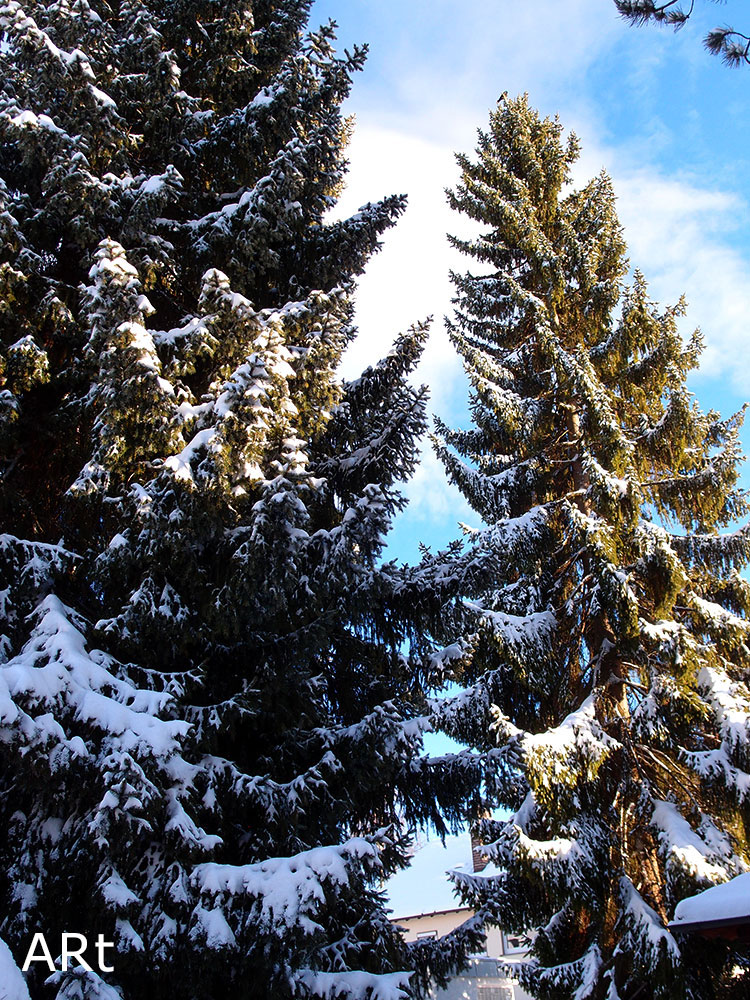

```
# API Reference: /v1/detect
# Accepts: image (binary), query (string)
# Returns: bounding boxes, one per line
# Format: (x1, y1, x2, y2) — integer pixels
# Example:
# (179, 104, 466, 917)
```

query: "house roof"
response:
(669, 872, 750, 935)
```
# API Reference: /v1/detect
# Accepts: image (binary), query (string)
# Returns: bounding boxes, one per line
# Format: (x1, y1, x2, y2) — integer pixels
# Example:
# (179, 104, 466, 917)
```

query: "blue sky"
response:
(312, 0, 750, 562)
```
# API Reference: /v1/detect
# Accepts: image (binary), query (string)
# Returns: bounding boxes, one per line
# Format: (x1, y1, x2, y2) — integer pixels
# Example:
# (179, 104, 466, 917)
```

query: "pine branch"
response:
(615, 0, 750, 66)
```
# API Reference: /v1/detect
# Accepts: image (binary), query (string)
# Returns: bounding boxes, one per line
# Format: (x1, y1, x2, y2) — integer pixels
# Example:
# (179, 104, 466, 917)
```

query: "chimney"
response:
(470, 830, 489, 873)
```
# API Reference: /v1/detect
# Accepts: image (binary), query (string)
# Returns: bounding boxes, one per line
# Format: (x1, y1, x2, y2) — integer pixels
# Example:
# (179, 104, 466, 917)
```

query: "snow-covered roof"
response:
(384, 832, 502, 920)
(670, 872, 750, 931)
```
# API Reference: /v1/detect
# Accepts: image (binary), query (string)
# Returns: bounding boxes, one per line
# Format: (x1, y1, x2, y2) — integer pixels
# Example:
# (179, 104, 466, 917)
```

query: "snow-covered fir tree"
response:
(0, 3, 486, 997)
(431, 94, 750, 1000)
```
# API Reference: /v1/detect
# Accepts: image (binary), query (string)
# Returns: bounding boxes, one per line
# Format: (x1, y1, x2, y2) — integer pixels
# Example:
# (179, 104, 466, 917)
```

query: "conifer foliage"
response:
(614, 1, 750, 67)
(433, 95, 750, 999)
(0, 3, 476, 998)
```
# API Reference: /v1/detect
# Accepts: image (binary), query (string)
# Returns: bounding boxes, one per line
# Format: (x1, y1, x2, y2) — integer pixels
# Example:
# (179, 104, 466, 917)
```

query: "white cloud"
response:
(335, 126, 470, 418)
(332, 127, 476, 529)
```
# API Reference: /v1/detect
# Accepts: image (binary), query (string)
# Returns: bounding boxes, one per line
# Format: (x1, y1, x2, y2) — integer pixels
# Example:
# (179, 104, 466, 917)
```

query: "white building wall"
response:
(395, 910, 533, 1000)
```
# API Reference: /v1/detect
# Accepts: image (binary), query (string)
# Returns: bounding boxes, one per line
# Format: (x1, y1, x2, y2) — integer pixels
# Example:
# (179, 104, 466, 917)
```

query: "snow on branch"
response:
(190, 838, 381, 937)
(293, 969, 412, 1000)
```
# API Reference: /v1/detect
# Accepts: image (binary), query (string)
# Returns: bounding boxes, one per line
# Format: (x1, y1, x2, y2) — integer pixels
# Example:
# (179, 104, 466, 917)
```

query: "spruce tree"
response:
(432, 94, 750, 1000)
(0, 3, 482, 997)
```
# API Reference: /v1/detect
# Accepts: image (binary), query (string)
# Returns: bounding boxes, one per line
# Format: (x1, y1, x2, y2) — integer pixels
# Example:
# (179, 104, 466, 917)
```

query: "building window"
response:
(416, 930, 437, 940)
(502, 930, 531, 954)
